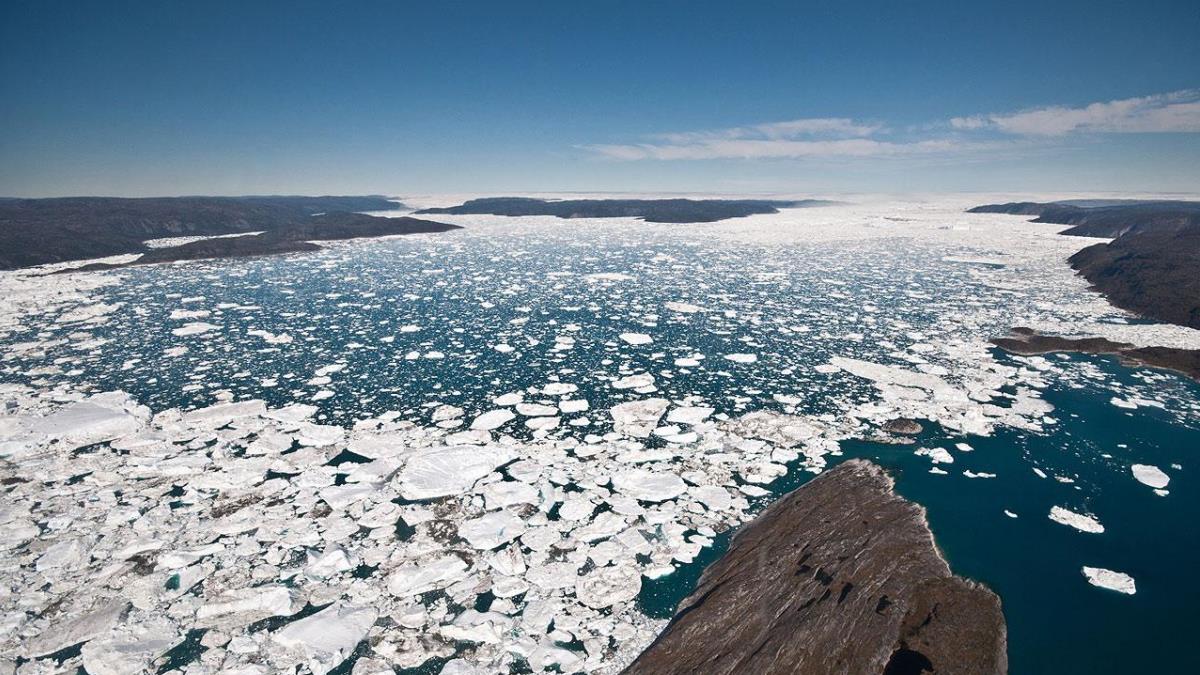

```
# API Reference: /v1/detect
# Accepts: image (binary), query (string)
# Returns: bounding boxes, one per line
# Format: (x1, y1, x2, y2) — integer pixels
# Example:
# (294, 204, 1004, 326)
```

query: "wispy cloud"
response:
(584, 90, 1200, 161)
(952, 90, 1200, 136)
(653, 117, 883, 144)
(583, 116, 970, 160)
(583, 137, 983, 161)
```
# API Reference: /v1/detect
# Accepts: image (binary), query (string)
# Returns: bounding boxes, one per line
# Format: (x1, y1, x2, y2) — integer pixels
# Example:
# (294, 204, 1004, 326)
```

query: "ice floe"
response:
(459, 510, 527, 549)
(1131, 464, 1170, 490)
(470, 409, 516, 431)
(395, 445, 517, 499)
(1081, 566, 1137, 595)
(1049, 506, 1105, 534)
(171, 321, 220, 337)
(611, 468, 688, 502)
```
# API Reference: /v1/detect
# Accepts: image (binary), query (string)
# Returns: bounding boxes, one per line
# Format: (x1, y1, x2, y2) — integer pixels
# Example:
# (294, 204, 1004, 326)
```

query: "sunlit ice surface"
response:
(2, 196, 1198, 673)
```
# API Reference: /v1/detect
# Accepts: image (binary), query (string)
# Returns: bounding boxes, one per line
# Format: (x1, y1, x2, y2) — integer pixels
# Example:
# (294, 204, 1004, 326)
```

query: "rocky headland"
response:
(966, 200, 1200, 238)
(416, 197, 835, 223)
(56, 213, 461, 272)
(969, 200, 1200, 328)
(0, 195, 414, 270)
(992, 327, 1200, 382)
(624, 459, 1007, 675)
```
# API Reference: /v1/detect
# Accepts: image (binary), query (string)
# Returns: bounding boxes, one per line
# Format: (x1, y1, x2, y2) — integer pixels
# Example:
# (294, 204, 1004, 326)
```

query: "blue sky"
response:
(2, 0, 1198, 197)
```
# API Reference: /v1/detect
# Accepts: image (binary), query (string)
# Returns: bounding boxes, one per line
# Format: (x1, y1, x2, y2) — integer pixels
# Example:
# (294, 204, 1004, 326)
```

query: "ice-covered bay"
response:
(1, 197, 1198, 673)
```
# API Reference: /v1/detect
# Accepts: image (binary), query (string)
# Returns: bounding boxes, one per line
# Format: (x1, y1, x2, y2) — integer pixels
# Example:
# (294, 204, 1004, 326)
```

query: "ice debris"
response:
(1081, 567, 1137, 595)
(1049, 506, 1105, 534)
(1131, 464, 1170, 490)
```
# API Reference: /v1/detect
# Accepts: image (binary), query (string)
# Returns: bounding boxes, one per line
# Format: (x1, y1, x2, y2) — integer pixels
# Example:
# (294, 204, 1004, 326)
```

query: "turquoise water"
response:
(638, 351, 1200, 673)
(895, 353, 1200, 673)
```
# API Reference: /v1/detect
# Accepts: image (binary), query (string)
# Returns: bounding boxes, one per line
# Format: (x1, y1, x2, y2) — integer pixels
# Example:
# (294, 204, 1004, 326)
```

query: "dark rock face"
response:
(57, 214, 460, 272)
(1067, 225, 1200, 329)
(883, 418, 924, 435)
(624, 460, 1006, 675)
(0, 195, 405, 269)
(969, 200, 1200, 329)
(992, 327, 1200, 382)
(967, 201, 1200, 238)
(417, 197, 835, 223)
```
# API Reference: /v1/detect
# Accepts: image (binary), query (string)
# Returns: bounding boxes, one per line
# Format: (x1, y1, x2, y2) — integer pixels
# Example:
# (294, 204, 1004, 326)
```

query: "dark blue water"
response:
(638, 351, 1200, 673)
(4, 235, 984, 427)
(900, 353, 1199, 674)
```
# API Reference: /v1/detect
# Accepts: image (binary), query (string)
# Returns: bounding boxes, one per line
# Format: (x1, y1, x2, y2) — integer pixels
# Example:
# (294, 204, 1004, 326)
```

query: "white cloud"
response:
(583, 116, 947, 160)
(651, 117, 882, 145)
(582, 137, 983, 161)
(583, 90, 1200, 161)
(741, 118, 883, 139)
(959, 90, 1200, 136)
(949, 116, 988, 130)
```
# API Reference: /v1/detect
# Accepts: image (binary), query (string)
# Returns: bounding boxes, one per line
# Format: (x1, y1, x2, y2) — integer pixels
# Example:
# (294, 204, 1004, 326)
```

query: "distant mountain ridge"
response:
(967, 200, 1200, 238)
(0, 195, 410, 269)
(62, 213, 461, 272)
(417, 196, 835, 223)
(969, 200, 1200, 329)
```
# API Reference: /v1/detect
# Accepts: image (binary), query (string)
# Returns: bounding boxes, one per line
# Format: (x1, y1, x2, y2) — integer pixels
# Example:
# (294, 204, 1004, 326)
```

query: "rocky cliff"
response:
(624, 459, 1007, 675)
(970, 200, 1200, 329)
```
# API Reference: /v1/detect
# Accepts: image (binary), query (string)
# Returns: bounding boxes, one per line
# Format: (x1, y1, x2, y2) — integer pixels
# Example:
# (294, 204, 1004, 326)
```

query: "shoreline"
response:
(992, 327, 1200, 383)
(968, 200, 1200, 330)
(46, 215, 462, 274)
(2, 198, 1196, 673)
(623, 459, 1007, 675)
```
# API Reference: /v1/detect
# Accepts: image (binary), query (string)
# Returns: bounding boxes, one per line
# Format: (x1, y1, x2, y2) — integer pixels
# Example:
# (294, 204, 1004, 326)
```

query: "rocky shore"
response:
(416, 197, 834, 223)
(55, 214, 461, 272)
(624, 459, 1007, 675)
(969, 200, 1200, 329)
(0, 196, 412, 270)
(992, 327, 1200, 382)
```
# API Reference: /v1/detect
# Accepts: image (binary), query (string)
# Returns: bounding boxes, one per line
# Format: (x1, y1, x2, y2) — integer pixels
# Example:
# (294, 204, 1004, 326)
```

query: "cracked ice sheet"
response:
(0, 365, 1132, 673)
(2, 195, 1199, 673)
(4, 197, 1198, 432)
(0, 390, 866, 673)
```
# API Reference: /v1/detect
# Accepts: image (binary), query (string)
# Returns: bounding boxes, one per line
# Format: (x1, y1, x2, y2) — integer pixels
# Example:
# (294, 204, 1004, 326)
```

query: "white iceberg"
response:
(1082, 566, 1136, 595)
(575, 564, 642, 609)
(612, 468, 686, 502)
(271, 602, 377, 675)
(1049, 506, 1105, 534)
(196, 586, 303, 627)
(610, 398, 669, 438)
(458, 510, 526, 550)
(1131, 464, 1169, 489)
(396, 445, 516, 500)
(470, 409, 515, 431)
(387, 555, 468, 597)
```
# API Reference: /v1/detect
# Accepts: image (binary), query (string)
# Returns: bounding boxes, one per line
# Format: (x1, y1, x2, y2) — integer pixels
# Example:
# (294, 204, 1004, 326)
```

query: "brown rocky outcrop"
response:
(624, 459, 1007, 675)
